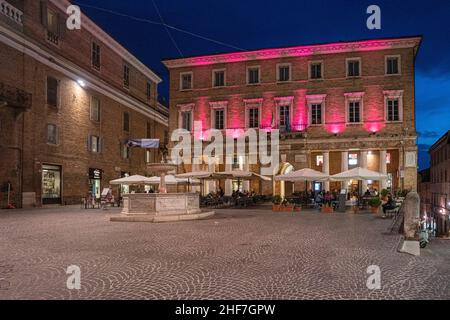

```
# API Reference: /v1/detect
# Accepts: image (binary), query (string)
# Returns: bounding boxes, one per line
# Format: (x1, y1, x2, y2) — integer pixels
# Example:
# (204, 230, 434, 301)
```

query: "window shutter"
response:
(58, 13, 66, 39)
(40, 1, 48, 27)
(87, 135, 91, 152)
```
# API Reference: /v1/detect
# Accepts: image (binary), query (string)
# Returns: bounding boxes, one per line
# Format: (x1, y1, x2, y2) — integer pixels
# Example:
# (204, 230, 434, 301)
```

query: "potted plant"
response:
(321, 203, 333, 214)
(380, 189, 389, 201)
(368, 197, 382, 214)
(272, 195, 282, 212)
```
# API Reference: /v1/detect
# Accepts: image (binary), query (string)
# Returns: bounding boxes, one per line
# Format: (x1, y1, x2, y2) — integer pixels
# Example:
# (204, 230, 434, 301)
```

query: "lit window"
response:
(145, 150, 151, 163)
(386, 152, 391, 164)
(122, 145, 130, 159)
(89, 135, 101, 153)
(316, 155, 324, 166)
(349, 153, 358, 166)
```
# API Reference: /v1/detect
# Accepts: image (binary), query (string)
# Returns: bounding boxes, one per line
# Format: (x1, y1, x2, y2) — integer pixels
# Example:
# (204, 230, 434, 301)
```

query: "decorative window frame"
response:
(212, 69, 226, 88)
(180, 71, 194, 91)
(274, 96, 294, 128)
(383, 90, 404, 123)
(246, 65, 261, 85)
(306, 94, 327, 126)
(177, 103, 195, 132)
(244, 98, 263, 129)
(276, 63, 292, 82)
(385, 55, 402, 76)
(344, 92, 365, 125)
(308, 60, 324, 80)
(346, 57, 362, 78)
(210, 101, 228, 130)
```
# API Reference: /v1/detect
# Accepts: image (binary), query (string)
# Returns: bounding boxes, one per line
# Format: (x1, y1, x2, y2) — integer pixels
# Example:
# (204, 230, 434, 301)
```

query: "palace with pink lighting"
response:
(163, 36, 422, 197)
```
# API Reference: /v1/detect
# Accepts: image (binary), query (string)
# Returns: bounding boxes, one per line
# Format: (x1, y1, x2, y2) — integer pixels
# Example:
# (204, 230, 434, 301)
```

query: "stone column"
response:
(379, 150, 387, 190)
(360, 150, 368, 192)
(225, 156, 233, 196)
(341, 151, 349, 189)
(323, 151, 330, 191)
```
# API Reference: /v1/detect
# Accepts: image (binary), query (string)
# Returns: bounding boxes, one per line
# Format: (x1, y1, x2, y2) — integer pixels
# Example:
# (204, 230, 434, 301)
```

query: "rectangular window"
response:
(386, 57, 400, 75)
(145, 150, 151, 163)
(122, 145, 130, 159)
(347, 59, 361, 77)
(90, 96, 100, 122)
(349, 153, 358, 166)
(248, 108, 259, 128)
(348, 101, 361, 123)
(89, 135, 101, 153)
(47, 77, 58, 108)
(214, 109, 225, 130)
(146, 81, 152, 101)
(46, 9, 59, 44)
(123, 112, 130, 132)
(316, 155, 324, 166)
(311, 104, 322, 125)
(386, 152, 391, 164)
(247, 67, 260, 84)
(278, 64, 291, 82)
(181, 111, 192, 131)
(279, 105, 290, 130)
(91, 42, 101, 70)
(387, 99, 400, 121)
(123, 64, 130, 88)
(180, 72, 193, 90)
(213, 70, 225, 87)
(310, 62, 322, 79)
(47, 124, 57, 145)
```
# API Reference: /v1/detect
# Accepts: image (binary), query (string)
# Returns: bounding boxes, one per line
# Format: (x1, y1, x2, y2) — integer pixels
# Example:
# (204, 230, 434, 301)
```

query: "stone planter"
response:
(321, 206, 334, 214)
(272, 204, 281, 212)
(370, 206, 381, 214)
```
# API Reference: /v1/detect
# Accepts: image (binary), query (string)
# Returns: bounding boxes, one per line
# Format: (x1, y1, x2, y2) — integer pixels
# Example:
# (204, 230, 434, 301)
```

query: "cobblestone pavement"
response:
(0, 206, 449, 300)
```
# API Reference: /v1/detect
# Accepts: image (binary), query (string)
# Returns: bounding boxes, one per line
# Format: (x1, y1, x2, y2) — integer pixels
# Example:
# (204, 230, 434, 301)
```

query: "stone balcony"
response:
(0, 0, 23, 30)
(0, 82, 32, 111)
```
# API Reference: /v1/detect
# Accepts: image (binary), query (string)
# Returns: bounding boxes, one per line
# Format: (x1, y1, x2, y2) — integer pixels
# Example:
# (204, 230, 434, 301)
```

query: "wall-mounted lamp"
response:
(77, 79, 86, 87)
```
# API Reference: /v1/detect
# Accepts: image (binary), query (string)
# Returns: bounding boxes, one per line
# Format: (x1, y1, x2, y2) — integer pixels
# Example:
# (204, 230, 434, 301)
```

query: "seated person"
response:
(382, 195, 397, 215)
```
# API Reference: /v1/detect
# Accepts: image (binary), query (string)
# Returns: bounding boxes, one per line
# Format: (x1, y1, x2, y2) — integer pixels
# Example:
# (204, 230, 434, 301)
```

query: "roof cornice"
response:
(163, 36, 422, 69)
(51, 0, 162, 84)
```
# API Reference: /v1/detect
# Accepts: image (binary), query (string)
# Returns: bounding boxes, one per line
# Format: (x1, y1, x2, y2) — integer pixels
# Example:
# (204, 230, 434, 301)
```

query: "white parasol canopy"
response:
(330, 167, 388, 181)
(175, 171, 216, 180)
(109, 175, 153, 185)
(214, 170, 272, 181)
(146, 175, 199, 185)
(275, 168, 329, 182)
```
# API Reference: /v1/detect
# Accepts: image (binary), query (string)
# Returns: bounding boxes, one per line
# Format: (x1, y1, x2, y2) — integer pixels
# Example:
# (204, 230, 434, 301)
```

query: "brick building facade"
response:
(429, 131, 450, 236)
(0, 0, 168, 207)
(163, 36, 421, 197)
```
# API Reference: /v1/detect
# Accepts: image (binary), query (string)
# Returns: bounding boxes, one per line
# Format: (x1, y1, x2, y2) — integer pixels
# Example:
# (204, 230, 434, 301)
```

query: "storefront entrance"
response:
(42, 164, 62, 205)
(89, 168, 103, 200)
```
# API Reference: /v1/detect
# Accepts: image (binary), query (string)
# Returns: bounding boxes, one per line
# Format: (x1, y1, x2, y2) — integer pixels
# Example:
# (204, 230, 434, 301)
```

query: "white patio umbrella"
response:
(175, 171, 216, 180)
(109, 175, 153, 185)
(275, 168, 329, 182)
(214, 170, 271, 192)
(146, 175, 197, 185)
(330, 167, 388, 181)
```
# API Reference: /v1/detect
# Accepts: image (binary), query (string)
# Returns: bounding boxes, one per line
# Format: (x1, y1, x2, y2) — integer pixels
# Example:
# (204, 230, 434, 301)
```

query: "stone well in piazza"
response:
(111, 163, 214, 223)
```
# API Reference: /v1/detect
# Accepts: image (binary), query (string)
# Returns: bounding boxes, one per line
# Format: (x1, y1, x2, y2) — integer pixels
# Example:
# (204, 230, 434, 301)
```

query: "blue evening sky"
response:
(74, 0, 450, 170)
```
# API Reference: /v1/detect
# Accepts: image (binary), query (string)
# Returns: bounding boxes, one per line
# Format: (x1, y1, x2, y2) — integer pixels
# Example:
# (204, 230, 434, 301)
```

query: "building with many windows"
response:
(429, 131, 450, 237)
(163, 36, 421, 197)
(0, 0, 168, 207)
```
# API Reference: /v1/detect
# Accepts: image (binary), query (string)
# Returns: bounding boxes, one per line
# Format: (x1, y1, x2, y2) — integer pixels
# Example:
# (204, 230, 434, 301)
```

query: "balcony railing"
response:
(0, 0, 23, 26)
(47, 31, 59, 45)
